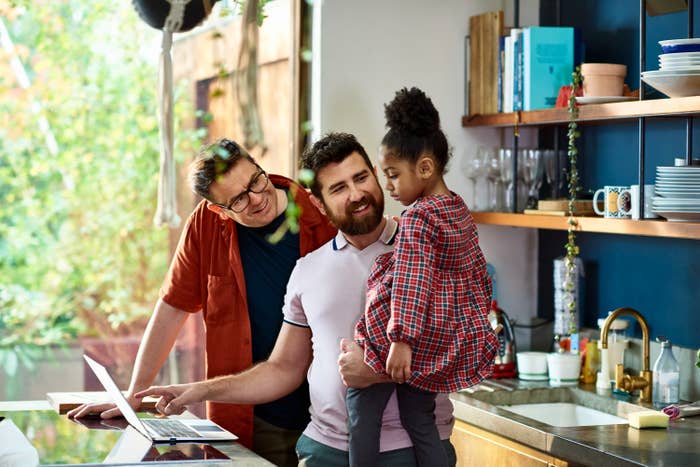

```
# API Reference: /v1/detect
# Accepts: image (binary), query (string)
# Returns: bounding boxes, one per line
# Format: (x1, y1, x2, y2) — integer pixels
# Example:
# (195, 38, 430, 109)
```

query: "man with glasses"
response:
(134, 133, 457, 466)
(69, 138, 337, 467)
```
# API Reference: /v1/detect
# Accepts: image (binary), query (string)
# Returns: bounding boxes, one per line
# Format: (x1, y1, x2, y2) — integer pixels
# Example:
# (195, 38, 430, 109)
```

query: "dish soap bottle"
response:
(652, 336, 680, 409)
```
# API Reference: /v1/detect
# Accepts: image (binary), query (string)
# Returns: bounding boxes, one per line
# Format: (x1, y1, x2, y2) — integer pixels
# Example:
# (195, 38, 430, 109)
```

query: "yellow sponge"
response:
(628, 410, 670, 429)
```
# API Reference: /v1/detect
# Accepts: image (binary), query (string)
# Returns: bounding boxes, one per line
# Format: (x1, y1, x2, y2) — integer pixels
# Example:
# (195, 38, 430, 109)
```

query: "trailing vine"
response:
(563, 66, 583, 341)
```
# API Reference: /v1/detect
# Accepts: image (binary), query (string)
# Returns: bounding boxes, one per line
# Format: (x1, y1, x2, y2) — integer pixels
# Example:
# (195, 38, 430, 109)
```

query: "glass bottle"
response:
(652, 336, 680, 409)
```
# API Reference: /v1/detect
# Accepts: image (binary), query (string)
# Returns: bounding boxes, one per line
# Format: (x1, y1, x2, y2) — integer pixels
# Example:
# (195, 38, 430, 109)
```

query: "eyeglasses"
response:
(214, 168, 269, 213)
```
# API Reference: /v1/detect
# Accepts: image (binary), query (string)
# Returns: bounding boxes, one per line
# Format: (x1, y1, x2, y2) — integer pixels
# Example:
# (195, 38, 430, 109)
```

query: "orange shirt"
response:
(159, 175, 337, 448)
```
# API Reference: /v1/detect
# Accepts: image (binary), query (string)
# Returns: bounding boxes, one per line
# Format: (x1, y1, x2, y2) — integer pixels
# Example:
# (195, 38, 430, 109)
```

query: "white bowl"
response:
(546, 352, 581, 387)
(641, 71, 700, 97)
(516, 352, 549, 381)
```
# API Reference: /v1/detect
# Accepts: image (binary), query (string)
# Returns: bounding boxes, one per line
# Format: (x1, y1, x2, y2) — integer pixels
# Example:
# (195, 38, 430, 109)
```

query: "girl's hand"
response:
(386, 342, 412, 384)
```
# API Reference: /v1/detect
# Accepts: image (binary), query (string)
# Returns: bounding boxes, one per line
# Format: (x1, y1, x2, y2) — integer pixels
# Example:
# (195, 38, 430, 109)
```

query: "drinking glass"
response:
(499, 148, 514, 212)
(461, 147, 486, 211)
(485, 148, 503, 211)
(521, 149, 544, 209)
(544, 149, 568, 199)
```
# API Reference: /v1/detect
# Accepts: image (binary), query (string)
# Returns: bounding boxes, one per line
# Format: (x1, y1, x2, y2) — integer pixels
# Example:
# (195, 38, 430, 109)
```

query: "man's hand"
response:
(67, 394, 140, 420)
(134, 382, 206, 416)
(338, 339, 391, 388)
(386, 341, 412, 384)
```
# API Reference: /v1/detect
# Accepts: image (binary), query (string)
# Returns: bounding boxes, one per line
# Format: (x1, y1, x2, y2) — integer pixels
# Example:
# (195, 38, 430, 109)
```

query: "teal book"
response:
(523, 27, 581, 111)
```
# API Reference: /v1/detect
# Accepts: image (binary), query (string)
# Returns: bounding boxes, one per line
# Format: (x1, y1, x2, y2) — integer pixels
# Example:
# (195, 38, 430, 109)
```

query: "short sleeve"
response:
(159, 211, 203, 313)
(282, 261, 310, 328)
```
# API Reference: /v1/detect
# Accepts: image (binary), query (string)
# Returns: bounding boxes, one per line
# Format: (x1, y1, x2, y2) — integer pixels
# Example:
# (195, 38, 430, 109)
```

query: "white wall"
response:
(311, 0, 540, 322)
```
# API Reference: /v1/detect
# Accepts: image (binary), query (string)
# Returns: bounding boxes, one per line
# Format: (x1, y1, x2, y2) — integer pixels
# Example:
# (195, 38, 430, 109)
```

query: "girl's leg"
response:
(346, 383, 395, 467)
(396, 385, 448, 467)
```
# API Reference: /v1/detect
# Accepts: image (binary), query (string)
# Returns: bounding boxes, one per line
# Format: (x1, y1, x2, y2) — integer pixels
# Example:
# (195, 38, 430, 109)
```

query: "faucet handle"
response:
(655, 336, 668, 344)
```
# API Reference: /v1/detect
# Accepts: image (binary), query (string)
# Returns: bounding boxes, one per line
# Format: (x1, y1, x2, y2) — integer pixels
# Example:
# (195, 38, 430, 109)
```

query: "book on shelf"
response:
(511, 28, 523, 112)
(522, 26, 582, 111)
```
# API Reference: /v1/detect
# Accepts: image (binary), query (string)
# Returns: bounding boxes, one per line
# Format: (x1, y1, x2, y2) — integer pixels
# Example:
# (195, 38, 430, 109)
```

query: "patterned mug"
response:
(593, 186, 630, 218)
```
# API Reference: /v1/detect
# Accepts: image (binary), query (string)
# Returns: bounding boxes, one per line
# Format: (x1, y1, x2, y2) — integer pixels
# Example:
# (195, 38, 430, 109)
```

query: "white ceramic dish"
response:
(653, 211, 700, 221)
(659, 65, 700, 72)
(660, 38, 700, 46)
(659, 51, 700, 59)
(641, 72, 700, 97)
(575, 96, 636, 104)
(659, 58, 700, 65)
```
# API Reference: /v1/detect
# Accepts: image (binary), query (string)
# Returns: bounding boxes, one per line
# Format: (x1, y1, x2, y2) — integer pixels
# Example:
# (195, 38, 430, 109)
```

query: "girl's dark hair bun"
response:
(384, 87, 440, 136)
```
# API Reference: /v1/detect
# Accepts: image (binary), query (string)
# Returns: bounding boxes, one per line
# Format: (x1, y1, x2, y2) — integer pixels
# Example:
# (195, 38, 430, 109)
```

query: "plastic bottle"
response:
(652, 336, 680, 409)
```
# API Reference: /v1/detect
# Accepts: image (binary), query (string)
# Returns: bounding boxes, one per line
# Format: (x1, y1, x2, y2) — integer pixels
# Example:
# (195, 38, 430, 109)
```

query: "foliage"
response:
(218, 0, 277, 26)
(0, 1, 203, 366)
(563, 66, 583, 338)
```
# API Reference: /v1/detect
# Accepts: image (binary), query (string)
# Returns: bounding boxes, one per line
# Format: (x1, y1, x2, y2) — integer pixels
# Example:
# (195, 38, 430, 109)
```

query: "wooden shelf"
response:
(462, 96, 700, 127)
(472, 212, 700, 240)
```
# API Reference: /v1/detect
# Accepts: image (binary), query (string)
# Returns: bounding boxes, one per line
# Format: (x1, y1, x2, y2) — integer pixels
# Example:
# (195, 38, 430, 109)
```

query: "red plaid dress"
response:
(355, 193, 498, 393)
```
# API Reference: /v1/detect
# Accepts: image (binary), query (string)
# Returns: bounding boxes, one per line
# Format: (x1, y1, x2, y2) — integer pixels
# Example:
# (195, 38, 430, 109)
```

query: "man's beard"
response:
(324, 193, 384, 236)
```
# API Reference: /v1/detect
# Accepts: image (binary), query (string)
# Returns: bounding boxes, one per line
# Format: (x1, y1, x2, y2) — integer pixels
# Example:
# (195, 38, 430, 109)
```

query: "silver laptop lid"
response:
(83, 355, 152, 439)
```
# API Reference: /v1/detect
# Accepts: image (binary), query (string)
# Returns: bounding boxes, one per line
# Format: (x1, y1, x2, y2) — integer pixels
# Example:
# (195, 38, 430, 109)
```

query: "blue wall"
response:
(537, 1, 700, 348)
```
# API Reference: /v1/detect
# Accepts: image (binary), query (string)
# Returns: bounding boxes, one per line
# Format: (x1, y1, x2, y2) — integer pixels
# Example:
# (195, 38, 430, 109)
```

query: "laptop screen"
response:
(83, 355, 152, 438)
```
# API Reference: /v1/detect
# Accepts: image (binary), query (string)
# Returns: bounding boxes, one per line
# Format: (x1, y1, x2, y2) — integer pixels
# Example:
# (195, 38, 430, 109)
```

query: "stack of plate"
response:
(653, 166, 700, 222)
(641, 39, 700, 97)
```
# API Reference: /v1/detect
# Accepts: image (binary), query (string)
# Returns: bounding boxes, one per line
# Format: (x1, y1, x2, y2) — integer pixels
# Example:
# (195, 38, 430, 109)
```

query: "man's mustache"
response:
(347, 196, 374, 214)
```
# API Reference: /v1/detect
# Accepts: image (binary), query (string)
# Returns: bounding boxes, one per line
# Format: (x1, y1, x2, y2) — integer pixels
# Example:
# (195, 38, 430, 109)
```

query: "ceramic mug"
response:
(616, 184, 659, 220)
(593, 186, 630, 218)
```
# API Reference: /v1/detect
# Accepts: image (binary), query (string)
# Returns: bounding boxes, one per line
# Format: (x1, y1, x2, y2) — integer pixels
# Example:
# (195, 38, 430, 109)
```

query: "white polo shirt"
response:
(283, 217, 455, 452)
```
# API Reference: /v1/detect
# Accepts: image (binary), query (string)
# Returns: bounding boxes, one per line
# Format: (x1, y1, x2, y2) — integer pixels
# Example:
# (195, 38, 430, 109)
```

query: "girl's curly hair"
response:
(381, 87, 450, 173)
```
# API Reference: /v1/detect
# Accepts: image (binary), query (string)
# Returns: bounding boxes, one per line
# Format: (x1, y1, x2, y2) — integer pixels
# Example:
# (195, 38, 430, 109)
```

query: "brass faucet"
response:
(600, 307, 652, 402)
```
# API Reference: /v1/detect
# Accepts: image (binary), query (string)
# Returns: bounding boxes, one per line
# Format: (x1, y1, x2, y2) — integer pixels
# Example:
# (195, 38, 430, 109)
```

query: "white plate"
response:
(653, 211, 700, 222)
(654, 182, 700, 190)
(659, 51, 700, 58)
(660, 38, 700, 47)
(656, 166, 700, 172)
(575, 96, 636, 104)
(659, 59, 700, 65)
(642, 69, 700, 76)
(659, 65, 700, 72)
(641, 73, 700, 97)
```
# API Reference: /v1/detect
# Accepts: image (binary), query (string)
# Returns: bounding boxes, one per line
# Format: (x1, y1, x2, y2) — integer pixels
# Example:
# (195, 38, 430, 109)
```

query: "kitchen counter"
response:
(449, 379, 700, 467)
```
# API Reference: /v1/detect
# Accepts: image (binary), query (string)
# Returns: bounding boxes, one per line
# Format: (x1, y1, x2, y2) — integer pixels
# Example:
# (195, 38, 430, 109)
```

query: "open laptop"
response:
(84, 355, 237, 443)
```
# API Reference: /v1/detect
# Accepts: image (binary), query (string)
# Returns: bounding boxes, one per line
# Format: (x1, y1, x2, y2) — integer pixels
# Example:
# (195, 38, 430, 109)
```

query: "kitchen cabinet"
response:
(450, 420, 576, 467)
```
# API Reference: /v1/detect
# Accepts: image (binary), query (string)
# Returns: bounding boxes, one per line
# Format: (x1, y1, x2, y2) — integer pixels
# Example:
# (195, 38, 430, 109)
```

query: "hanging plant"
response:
(563, 66, 583, 343)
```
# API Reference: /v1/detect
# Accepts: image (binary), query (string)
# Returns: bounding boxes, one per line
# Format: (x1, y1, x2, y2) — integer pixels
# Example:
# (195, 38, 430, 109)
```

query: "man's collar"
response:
(332, 216, 399, 251)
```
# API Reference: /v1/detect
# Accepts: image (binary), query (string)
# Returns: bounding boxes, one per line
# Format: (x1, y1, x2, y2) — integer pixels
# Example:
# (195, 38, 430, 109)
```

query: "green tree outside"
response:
(0, 1, 202, 378)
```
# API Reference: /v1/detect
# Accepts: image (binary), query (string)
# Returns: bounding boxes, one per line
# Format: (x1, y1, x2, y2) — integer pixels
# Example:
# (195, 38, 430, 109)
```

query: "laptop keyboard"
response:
(142, 418, 200, 438)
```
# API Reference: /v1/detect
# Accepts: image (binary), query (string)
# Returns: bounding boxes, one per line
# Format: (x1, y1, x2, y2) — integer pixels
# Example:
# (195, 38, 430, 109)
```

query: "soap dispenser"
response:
(652, 336, 680, 409)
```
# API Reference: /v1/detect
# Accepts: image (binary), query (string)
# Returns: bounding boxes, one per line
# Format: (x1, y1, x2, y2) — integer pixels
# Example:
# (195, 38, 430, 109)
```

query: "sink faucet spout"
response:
(600, 307, 652, 402)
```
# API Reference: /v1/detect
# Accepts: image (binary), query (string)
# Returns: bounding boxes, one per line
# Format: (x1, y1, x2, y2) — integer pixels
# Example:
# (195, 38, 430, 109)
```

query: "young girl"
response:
(346, 87, 498, 467)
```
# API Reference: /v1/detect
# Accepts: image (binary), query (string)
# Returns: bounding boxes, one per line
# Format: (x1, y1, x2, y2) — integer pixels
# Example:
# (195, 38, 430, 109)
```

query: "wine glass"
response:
(499, 148, 514, 212)
(485, 148, 503, 211)
(461, 147, 486, 211)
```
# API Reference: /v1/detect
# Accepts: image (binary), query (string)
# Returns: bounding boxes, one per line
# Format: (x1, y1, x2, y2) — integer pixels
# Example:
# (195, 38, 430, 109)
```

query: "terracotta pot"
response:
(581, 63, 627, 97)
